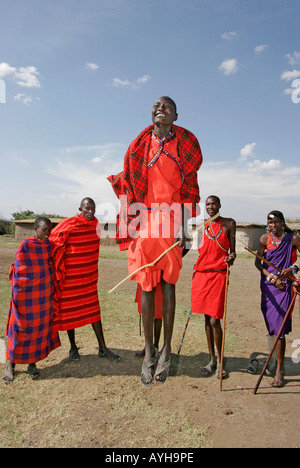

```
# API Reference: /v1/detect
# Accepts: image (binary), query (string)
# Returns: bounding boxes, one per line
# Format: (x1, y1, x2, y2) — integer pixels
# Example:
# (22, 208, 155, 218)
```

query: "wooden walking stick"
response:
(253, 293, 297, 395)
(177, 309, 192, 355)
(235, 236, 296, 283)
(108, 212, 220, 294)
(219, 264, 230, 391)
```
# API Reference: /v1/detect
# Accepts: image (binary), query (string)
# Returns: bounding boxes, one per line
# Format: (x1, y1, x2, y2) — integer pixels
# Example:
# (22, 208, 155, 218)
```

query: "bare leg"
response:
(201, 315, 217, 376)
(140, 288, 157, 386)
(141, 289, 156, 361)
(155, 280, 175, 383)
(67, 329, 80, 360)
(92, 320, 120, 361)
(154, 318, 162, 350)
(210, 317, 223, 364)
(272, 337, 285, 387)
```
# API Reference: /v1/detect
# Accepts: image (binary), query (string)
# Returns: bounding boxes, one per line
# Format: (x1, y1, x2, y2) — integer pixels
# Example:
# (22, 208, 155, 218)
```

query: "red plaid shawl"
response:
(6, 237, 61, 364)
(108, 124, 203, 249)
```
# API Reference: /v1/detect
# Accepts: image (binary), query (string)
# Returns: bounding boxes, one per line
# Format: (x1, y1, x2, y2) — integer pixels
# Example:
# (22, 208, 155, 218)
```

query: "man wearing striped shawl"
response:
(50, 198, 120, 362)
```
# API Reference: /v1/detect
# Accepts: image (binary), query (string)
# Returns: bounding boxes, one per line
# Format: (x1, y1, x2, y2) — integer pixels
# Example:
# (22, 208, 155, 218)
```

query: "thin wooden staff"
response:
(235, 236, 296, 283)
(177, 309, 192, 355)
(219, 264, 230, 391)
(108, 212, 220, 294)
(253, 293, 297, 395)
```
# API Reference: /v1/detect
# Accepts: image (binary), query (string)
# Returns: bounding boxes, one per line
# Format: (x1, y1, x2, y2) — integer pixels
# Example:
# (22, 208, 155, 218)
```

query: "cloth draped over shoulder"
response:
(6, 237, 61, 364)
(107, 124, 203, 250)
(191, 219, 230, 319)
(260, 232, 296, 337)
(49, 214, 101, 332)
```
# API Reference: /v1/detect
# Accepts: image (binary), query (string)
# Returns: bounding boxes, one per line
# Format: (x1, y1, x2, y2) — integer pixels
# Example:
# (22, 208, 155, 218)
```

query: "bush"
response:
(0, 220, 13, 235)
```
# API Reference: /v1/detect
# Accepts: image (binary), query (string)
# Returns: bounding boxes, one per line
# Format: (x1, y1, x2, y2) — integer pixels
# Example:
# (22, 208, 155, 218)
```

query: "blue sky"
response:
(1, 0, 300, 224)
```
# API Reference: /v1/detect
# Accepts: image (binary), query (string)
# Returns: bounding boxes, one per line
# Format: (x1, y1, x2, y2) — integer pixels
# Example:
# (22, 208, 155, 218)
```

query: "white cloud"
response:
(14, 93, 39, 105)
(45, 144, 128, 220)
(0, 62, 41, 88)
(239, 142, 256, 161)
(285, 51, 300, 66)
(218, 59, 238, 75)
(0, 62, 16, 77)
(110, 75, 151, 88)
(86, 62, 99, 70)
(247, 158, 282, 173)
(221, 31, 237, 40)
(199, 156, 300, 223)
(280, 69, 300, 81)
(255, 44, 268, 54)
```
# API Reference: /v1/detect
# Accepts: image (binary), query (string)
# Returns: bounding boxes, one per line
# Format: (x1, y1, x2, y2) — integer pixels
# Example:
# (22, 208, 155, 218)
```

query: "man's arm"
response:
(224, 219, 236, 266)
(255, 234, 286, 291)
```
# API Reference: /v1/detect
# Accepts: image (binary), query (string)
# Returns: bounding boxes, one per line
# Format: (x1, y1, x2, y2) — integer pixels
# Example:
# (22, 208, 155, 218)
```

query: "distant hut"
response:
(190, 222, 267, 253)
(14, 218, 63, 242)
(14, 218, 117, 246)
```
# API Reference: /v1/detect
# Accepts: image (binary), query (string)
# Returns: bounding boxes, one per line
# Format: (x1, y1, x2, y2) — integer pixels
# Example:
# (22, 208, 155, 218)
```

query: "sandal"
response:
(2, 363, 15, 384)
(69, 347, 80, 361)
(98, 349, 121, 361)
(271, 371, 285, 388)
(28, 364, 40, 380)
(154, 353, 171, 385)
(141, 349, 159, 388)
(217, 362, 227, 380)
(247, 358, 259, 374)
(200, 360, 217, 377)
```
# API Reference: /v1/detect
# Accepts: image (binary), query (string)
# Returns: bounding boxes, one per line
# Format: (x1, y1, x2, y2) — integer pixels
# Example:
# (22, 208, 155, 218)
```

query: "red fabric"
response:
(191, 220, 230, 319)
(6, 237, 60, 364)
(135, 283, 163, 320)
(49, 215, 101, 331)
(127, 135, 183, 291)
(108, 124, 202, 249)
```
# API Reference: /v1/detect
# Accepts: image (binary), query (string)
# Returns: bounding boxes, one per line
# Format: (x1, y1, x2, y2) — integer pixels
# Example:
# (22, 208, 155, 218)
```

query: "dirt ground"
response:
(1, 244, 300, 448)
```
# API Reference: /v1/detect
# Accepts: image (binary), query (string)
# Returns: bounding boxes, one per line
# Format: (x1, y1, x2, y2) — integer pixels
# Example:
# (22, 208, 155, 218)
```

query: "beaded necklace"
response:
(205, 222, 222, 241)
(147, 131, 184, 182)
(205, 221, 228, 253)
(271, 232, 285, 248)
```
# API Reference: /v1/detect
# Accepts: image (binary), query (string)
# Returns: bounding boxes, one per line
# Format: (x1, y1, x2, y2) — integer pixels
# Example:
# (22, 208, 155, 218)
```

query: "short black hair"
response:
(80, 197, 96, 207)
(34, 217, 52, 229)
(158, 96, 177, 113)
(206, 195, 221, 205)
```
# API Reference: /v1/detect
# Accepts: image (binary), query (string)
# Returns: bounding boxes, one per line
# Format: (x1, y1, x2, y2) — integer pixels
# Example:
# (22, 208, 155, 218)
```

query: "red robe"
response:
(49, 215, 101, 331)
(191, 220, 230, 319)
(127, 134, 183, 290)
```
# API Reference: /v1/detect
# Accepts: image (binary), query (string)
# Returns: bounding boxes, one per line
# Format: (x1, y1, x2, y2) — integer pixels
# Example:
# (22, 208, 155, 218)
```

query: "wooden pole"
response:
(177, 309, 192, 355)
(253, 293, 297, 395)
(219, 264, 230, 391)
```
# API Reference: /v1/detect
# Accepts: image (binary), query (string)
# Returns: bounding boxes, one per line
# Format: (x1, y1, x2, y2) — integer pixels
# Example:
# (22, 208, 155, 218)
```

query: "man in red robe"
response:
(50, 198, 120, 362)
(191, 196, 236, 379)
(108, 96, 202, 387)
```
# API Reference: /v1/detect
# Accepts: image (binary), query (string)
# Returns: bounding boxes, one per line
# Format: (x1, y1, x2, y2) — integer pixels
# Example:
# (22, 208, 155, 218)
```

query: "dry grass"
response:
(0, 244, 242, 449)
(0, 282, 219, 448)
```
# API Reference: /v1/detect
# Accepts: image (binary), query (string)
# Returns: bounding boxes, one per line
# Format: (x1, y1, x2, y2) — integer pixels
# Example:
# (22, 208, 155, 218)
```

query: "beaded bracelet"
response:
(267, 273, 278, 284)
(290, 264, 300, 275)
